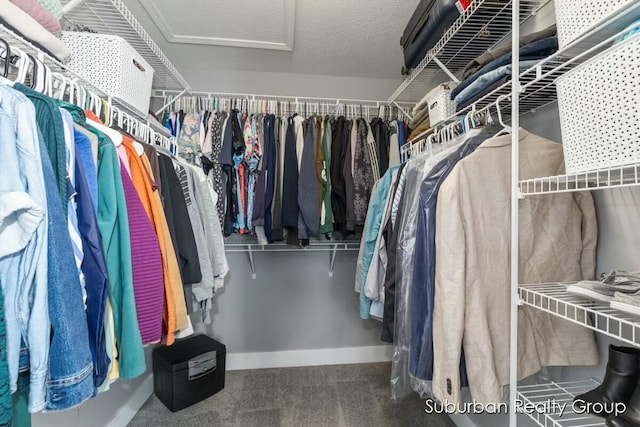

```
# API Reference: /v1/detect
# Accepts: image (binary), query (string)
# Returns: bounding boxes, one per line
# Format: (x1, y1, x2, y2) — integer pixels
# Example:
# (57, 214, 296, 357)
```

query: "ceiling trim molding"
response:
(140, 0, 296, 51)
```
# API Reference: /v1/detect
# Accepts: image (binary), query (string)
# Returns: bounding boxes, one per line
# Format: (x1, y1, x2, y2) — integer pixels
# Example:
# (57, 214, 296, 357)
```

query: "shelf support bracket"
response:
(155, 89, 189, 116)
(433, 57, 460, 83)
(246, 245, 256, 280)
(329, 245, 338, 278)
(392, 101, 412, 121)
(62, 0, 87, 14)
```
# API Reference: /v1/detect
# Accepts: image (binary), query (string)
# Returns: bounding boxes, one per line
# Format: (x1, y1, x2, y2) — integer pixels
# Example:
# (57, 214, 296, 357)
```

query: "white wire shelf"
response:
(0, 23, 169, 136)
(389, 0, 544, 103)
(468, 8, 640, 118)
(518, 380, 605, 427)
(519, 164, 640, 196)
(396, 0, 640, 137)
(224, 235, 360, 279)
(435, 0, 640, 124)
(224, 234, 361, 253)
(519, 283, 640, 348)
(60, 0, 190, 91)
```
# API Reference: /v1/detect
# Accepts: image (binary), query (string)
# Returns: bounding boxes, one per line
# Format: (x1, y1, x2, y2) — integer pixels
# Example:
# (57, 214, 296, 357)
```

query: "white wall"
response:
(206, 251, 385, 354)
(177, 67, 403, 100)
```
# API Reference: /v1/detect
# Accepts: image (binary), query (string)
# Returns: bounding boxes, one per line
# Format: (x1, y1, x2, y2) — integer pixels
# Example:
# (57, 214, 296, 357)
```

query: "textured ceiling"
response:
(122, 0, 421, 80)
(139, 0, 295, 50)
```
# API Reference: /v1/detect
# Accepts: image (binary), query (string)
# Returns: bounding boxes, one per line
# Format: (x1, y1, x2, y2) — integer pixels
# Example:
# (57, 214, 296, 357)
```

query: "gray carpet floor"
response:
(129, 362, 455, 427)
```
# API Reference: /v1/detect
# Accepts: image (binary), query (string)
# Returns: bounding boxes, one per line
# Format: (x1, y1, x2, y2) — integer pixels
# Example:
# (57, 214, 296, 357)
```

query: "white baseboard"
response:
(107, 375, 154, 427)
(226, 345, 393, 371)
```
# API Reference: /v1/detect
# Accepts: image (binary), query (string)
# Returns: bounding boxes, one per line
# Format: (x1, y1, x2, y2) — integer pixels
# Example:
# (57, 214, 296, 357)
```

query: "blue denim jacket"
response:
(35, 127, 95, 410)
(410, 127, 499, 382)
(0, 86, 49, 412)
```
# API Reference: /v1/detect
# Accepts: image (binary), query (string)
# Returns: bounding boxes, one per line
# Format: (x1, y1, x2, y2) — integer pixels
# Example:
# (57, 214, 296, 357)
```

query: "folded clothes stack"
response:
(0, 0, 70, 61)
(567, 270, 640, 316)
(36, 0, 63, 20)
(451, 25, 558, 112)
(10, 0, 61, 33)
(408, 81, 459, 139)
(616, 19, 640, 44)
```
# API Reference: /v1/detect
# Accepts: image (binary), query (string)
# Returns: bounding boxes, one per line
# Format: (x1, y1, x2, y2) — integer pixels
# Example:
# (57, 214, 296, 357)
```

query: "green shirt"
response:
(96, 132, 146, 379)
(14, 84, 68, 215)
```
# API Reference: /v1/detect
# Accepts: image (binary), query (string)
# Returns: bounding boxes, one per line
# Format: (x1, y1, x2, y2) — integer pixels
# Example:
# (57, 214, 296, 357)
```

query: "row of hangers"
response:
(0, 37, 174, 151)
(164, 95, 404, 122)
(401, 94, 512, 162)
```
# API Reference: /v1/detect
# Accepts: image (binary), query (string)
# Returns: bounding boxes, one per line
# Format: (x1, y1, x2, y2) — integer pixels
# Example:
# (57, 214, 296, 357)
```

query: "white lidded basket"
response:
(427, 89, 456, 126)
(62, 32, 155, 115)
(554, 0, 638, 49)
(556, 33, 640, 174)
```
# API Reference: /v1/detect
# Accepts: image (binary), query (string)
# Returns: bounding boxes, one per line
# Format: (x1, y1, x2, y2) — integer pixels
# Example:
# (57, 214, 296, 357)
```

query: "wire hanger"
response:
(494, 95, 512, 137)
(0, 39, 14, 87)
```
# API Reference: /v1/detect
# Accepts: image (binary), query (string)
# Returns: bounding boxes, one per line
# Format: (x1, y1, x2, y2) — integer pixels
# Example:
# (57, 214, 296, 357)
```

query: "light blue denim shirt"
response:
(0, 85, 50, 412)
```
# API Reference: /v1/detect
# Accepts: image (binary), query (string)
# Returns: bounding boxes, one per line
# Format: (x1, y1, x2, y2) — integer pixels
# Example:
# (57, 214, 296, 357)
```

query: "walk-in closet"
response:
(0, 0, 639, 426)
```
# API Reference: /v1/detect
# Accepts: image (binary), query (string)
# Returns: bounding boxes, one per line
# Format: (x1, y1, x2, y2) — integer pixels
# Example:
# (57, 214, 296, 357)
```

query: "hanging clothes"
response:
(297, 116, 320, 244)
(90, 119, 146, 381)
(319, 116, 334, 236)
(0, 76, 230, 415)
(282, 116, 299, 245)
(370, 117, 389, 178)
(158, 153, 202, 286)
(220, 113, 235, 237)
(68, 118, 111, 388)
(232, 112, 247, 234)
(118, 160, 164, 345)
(271, 117, 286, 242)
(408, 126, 500, 390)
(343, 120, 356, 233)
(432, 129, 598, 406)
(0, 85, 49, 412)
(386, 131, 473, 400)
(353, 118, 376, 228)
(330, 116, 348, 235)
(263, 114, 280, 243)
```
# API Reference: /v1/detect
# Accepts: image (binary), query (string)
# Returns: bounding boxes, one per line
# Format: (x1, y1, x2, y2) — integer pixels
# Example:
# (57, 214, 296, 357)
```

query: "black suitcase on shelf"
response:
(153, 334, 226, 412)
(401, 0, 469, 74)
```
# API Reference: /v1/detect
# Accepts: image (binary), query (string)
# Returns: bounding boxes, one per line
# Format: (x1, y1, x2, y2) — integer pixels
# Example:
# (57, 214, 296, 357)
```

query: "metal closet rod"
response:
(153, 89, 414, 115)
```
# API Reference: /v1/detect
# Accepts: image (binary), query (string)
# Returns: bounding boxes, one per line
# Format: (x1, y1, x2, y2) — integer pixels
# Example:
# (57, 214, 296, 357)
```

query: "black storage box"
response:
(152, 334, 226, 412)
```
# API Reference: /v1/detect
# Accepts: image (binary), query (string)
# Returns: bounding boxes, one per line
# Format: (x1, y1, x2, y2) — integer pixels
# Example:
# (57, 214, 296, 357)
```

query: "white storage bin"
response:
(554, 0, 638, 49)
(427, 87, 456, 126)
(62, 32, 155, 115)
(556, 33, 640, 174)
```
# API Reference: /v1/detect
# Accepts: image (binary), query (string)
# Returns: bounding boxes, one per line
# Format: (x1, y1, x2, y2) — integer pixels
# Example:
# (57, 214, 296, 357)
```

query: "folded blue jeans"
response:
(451, 36, 559, 100)
(454, 60, 541, 107)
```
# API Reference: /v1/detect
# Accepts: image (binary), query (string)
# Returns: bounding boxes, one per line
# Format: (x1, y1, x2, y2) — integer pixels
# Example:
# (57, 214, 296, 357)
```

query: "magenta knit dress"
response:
(119, 160, 165, 344)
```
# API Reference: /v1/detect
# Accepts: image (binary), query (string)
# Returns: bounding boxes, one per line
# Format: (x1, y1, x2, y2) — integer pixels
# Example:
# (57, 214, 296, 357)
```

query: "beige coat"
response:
(432, 129, 599, 405)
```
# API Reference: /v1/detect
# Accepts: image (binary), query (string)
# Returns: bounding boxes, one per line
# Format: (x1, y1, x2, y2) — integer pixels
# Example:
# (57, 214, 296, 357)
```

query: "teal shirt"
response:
(14, 84, 68, 215)
(359, 166, 399, 319)
(96, 134, 146, 379)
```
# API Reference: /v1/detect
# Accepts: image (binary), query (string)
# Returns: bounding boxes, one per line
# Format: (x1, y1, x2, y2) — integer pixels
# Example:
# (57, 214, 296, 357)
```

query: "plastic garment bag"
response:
(390, 133, 471, 400)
